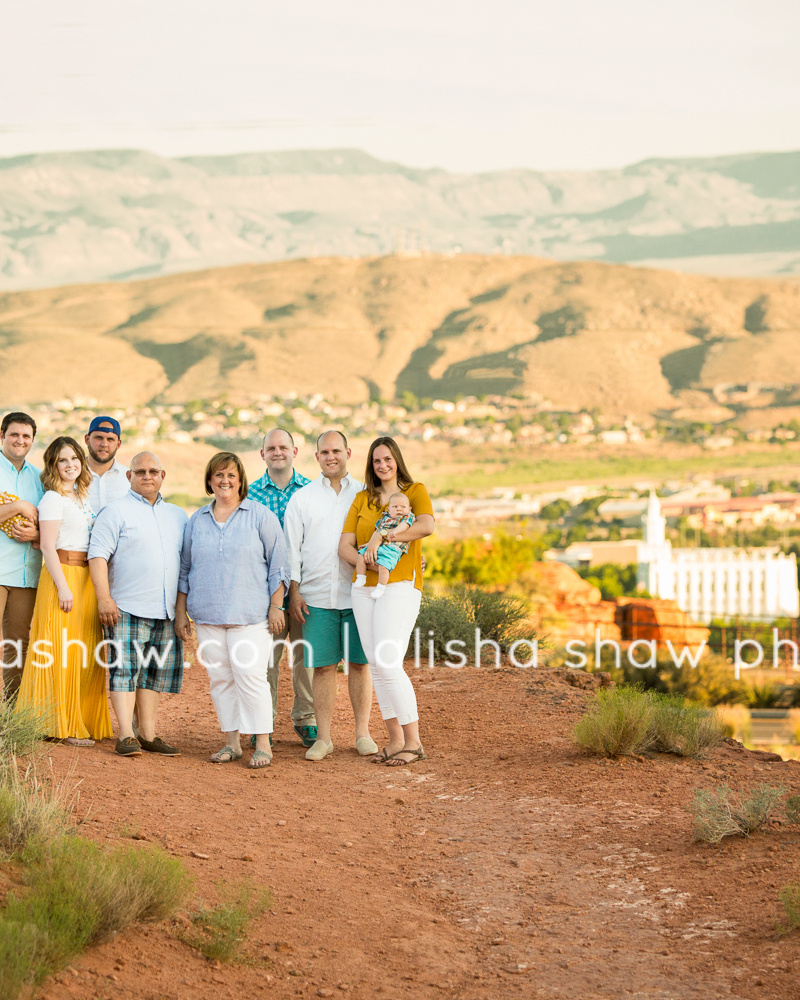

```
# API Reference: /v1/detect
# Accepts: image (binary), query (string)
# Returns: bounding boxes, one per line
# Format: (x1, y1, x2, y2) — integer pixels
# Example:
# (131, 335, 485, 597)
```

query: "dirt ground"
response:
(28, 660, 800, 1000)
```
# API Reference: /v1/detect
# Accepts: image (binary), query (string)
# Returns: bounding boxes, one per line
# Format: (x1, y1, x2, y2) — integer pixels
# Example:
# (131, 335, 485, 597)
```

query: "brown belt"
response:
(57, 549, 88, 567)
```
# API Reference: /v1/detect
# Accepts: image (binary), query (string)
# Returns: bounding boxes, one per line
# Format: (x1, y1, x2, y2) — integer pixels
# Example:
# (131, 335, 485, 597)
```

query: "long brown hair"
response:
(40, 436, 92, 499)
(363, 436, 415, 508)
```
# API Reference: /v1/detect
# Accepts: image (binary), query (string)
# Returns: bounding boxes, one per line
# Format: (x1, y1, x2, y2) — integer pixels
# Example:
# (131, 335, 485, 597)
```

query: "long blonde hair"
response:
(40, 436, 92, 500)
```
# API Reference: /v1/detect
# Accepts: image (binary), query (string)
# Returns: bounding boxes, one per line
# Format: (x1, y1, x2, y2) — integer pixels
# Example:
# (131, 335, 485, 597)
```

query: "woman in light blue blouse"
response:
(175, 452, 289, 769)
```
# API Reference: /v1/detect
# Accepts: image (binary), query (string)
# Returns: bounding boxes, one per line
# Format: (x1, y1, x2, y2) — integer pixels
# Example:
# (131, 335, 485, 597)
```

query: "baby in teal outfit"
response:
(354, 493, 415, 599)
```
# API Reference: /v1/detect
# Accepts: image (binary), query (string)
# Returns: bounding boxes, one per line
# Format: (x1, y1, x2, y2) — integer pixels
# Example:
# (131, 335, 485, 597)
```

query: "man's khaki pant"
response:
(268, 615, 315, 726)
(0, 585, 37, 699)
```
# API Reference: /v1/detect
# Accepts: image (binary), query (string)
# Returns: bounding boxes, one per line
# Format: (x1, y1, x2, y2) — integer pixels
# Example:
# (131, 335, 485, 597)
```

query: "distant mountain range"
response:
(1, 148, 799, 289)
(0, 254, 797, 424)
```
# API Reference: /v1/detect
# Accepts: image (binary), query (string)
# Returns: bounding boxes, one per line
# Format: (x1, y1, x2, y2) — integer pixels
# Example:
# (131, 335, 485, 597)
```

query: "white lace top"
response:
(38, 490, 95, 552)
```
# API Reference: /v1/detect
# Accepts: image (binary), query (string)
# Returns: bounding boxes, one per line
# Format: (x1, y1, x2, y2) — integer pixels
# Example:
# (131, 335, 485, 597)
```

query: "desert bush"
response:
(715, 704, 753, 744)
(0, 762, 77, 857)
(0, 920, 40, 1000)
(4, 835, 192, 985)
(649, 695, 725, 759)
(778, 883, 800, 935)
(182, 881, 271, 963)
(452, 585, 532, 645)
(412, 591, 474, 659)
(411, 585, 540, 661)
(746, 681, 781, 709)
(690, 784, 785, 843)
(0, 701, 46, 767)
(573, 686, 655, 757)
(574, 688, 725, 759)
(785, 794, 800, 825)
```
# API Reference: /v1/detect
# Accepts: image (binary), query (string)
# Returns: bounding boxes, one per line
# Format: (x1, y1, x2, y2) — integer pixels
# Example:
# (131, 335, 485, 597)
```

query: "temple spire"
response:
(643, 490, 665, 546)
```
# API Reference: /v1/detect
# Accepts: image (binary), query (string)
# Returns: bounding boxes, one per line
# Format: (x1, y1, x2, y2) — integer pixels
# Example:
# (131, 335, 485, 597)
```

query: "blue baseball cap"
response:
(88, 416, 122, 437)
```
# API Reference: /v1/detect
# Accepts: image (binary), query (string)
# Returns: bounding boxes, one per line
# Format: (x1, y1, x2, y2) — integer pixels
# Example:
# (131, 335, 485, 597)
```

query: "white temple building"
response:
(637, 492, 799, 622)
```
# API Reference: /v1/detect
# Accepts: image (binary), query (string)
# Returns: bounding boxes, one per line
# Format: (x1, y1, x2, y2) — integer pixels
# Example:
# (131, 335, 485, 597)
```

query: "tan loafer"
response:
(305, 739, 334, 761)
(355, 736, 379, 756)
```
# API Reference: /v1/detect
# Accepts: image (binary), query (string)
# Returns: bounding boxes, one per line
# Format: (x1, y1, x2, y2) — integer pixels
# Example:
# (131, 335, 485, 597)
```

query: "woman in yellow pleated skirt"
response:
(15, 437, 112, 743)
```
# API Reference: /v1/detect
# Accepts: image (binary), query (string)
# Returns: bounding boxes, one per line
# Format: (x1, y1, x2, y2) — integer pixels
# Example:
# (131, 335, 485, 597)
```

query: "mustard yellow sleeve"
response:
(342, 492, 365, 534)
(407, 482, 434, 518)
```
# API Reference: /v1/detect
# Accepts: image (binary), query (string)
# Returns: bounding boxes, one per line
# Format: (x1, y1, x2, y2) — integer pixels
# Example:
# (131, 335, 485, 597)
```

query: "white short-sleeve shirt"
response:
(38, 490, 95, 552)
(88, 461, 130, 514)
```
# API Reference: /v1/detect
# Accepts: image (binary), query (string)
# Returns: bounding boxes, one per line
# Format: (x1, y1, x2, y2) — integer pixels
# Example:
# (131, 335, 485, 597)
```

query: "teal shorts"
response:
(302, 606, 367, 669)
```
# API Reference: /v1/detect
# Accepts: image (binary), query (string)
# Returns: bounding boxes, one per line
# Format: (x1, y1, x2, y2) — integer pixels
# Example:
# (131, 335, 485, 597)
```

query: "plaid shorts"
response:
(102, 611, 184, 693)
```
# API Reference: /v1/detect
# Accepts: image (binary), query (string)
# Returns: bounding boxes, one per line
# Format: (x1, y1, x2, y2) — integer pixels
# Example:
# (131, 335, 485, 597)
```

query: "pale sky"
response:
(2, 0, 798, 172)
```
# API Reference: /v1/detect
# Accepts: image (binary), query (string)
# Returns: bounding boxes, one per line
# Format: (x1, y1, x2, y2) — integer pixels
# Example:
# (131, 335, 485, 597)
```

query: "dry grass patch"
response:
(181, 881, 272, 963)
(0, 701, 47, 766)
(778, 883, 800, 935)
(1, 835, 192, 992)
(0, 761, 78, 858)
(690, 784, 785, 843)
(573, 687, 726, 759)
(573, 687, 655, 757)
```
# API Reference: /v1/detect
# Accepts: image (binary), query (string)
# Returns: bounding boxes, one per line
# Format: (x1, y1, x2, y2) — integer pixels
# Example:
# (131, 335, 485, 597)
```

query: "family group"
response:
(0, 410, 434, 769)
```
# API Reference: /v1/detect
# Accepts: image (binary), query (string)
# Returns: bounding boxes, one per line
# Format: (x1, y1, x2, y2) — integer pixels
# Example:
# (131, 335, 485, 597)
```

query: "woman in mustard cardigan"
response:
(339, 436, 434, 765)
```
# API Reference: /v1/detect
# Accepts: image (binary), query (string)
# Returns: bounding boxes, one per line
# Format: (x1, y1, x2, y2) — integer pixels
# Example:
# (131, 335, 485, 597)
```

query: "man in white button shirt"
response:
(284, 431, 377, 762)
(85, 415, 130, 514)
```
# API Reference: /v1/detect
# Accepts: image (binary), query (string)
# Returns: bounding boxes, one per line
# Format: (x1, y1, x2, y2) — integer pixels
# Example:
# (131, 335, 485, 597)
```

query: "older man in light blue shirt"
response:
(88, 451, 187, 758)
(0, 411, 44, 698)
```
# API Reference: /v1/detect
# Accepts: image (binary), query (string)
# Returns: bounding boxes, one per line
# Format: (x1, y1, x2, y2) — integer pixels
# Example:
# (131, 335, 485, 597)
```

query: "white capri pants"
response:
(351, 581, 422, 726)
(195, 621, 274, 734)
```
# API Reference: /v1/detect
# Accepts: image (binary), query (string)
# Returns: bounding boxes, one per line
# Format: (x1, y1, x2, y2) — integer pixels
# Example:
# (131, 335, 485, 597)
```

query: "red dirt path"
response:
(30, 662, 800, 1000)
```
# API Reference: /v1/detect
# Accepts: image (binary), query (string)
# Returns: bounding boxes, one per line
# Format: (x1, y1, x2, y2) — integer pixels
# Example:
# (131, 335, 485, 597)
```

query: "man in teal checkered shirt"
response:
(248, 428, 316, 747)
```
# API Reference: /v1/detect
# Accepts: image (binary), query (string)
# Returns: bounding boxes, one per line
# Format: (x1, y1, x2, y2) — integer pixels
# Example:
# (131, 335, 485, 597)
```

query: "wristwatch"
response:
(380, 528, 389, 538)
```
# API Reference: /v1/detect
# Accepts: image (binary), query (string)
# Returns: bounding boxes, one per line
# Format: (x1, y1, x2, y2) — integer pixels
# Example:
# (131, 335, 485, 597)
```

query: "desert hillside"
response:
(1, 148, 799, 289)
(0, 254, 798, 420)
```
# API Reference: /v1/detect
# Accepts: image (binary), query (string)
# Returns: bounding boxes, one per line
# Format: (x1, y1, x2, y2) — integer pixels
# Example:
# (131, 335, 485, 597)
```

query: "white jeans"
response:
(351, 582, 422, 726)
(195, 621, 274, 734)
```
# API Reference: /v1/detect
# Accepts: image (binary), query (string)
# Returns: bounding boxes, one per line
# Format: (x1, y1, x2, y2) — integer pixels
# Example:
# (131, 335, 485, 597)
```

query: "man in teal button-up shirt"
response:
(0, 412, 44, 698)
(247, 428, 316, 747)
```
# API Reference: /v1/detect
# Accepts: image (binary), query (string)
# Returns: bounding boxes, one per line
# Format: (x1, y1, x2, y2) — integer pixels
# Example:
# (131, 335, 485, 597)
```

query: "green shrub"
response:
(4, 835, 192, 984)
(690, 784, 785, 843)
(573, 687, 654, 757)
(574, 687, 726, 759)
(0, 701, 47, 766)
(785, 794, 800, 825)
(0, 919, 40, 1000)
(182, 881, 271, 963)
(778, 883, 800, 934)
(0, 763, 76, 857)
(746, 681, 781, 709)
(411, 585, 540, 662)
(649, 695, 725, 759)
(452, 585, 532, 646)
(412, 591, 475, 659)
